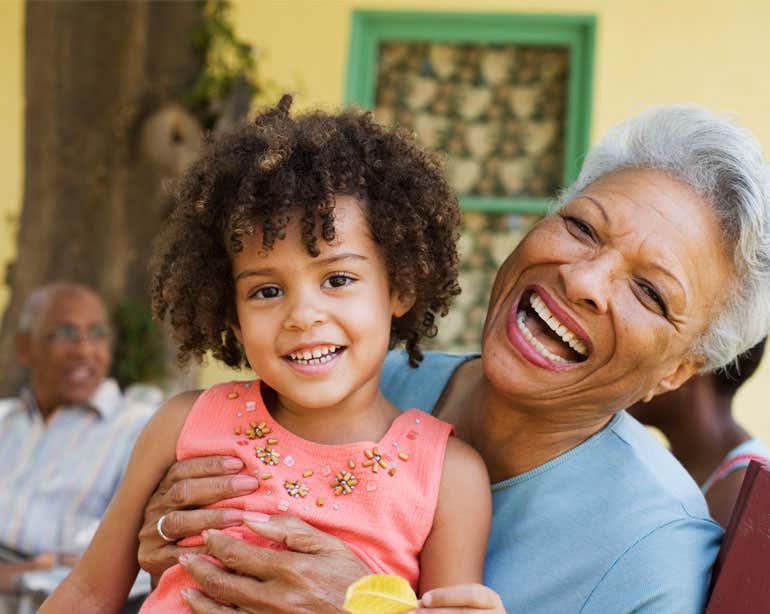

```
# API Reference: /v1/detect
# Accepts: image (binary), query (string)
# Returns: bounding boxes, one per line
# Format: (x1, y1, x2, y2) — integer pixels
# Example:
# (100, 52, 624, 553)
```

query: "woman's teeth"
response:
(287, 345, 341, 365)
(517, 293, 589, 363)
(517, 312, 569, 363)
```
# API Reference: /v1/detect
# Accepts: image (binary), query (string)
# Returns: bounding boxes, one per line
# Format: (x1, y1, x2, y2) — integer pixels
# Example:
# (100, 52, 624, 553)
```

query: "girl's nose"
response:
(282, 290, 327, 331)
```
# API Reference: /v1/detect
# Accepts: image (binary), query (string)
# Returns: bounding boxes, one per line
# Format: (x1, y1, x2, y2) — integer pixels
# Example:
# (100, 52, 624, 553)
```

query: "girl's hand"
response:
(410, 584, 506, 613)
(137, 455, 256, 579)
(179, 514, 370, 613)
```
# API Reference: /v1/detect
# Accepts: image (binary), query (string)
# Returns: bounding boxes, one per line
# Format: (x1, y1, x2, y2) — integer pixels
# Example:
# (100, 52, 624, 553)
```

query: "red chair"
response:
(706, 460, 770, 613)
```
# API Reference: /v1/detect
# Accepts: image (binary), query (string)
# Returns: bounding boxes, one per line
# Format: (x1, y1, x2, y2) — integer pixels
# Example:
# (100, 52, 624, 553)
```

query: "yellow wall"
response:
(0, 0, 23, 317)
(4, 0, 770, 435)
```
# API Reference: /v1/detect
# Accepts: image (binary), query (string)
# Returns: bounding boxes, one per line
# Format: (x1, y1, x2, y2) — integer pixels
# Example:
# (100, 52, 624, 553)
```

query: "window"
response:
(346, 10, 595, 351)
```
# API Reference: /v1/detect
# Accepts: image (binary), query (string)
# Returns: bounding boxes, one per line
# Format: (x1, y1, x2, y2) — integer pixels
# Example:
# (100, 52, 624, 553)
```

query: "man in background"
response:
(0, 282, 161, 611)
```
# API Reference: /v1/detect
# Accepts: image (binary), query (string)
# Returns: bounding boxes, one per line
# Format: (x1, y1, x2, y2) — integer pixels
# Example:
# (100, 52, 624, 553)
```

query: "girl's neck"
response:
(440, 361, 612, 483)
(262, 384, 401, 446)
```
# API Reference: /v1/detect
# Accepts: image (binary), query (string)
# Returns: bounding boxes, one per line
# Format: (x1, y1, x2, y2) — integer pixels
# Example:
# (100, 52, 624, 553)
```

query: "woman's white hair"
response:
(558, 105, 770, 371)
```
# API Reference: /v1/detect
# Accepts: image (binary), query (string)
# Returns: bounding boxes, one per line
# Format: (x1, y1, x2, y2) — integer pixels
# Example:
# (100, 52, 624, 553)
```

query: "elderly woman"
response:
(138, 105, 770, 613)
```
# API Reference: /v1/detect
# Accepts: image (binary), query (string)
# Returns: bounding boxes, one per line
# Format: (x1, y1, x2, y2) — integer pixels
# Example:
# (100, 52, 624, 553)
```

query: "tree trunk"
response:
(0, 1, 203, 396)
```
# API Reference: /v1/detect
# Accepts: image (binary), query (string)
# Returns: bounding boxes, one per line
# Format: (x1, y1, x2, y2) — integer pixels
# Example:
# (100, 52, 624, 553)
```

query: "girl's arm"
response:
(39, 391, 201, 613)
(418, 437, 491, 593)
(417, 438, 504, 612)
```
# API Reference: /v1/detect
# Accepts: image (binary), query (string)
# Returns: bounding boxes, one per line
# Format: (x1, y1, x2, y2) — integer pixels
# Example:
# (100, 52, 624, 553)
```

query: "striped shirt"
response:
(0, 379, 160, 555)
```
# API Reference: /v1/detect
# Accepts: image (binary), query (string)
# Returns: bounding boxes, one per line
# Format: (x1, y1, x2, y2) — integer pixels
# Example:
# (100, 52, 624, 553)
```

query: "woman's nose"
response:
(282, 290, 327, 331)
(558, 250, 621, 314)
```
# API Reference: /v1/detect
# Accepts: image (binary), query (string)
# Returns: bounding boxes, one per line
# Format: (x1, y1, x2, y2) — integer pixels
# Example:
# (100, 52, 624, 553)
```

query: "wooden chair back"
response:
(706, 460, 770, 613)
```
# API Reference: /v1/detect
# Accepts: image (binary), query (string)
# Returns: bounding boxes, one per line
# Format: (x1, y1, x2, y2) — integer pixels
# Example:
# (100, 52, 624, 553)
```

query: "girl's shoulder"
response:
(142, 388, 205, 444)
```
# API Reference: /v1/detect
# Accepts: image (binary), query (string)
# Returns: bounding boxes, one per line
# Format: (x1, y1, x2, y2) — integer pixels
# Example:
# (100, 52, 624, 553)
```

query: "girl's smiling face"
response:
(481, 167, 734, 419)
(230, 195, 412, 417)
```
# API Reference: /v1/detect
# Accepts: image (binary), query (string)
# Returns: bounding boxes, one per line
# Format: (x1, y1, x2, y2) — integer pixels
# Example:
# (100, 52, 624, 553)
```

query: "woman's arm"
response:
(418, 437, 491, 593)
(39, 391, 200, 613)
(173, 439, 493, 613)
(176, 514, 371, 613)
(137, 455, 258, 580)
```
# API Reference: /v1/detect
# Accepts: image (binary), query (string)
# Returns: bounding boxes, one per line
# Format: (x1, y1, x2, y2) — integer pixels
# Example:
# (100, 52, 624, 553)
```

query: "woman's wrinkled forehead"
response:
(576, 168, 733, 313)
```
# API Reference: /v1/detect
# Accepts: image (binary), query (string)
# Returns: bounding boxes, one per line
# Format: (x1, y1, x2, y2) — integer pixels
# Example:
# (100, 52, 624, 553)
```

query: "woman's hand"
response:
(410, 584, 506, 613)
(137, 455, 257, 579)
(179, 514, 370, 613)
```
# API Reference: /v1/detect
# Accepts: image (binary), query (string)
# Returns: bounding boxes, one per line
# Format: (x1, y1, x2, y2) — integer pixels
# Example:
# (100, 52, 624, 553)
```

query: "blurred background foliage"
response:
(186, 0, 262, 130)
(111, 299, 166, 388)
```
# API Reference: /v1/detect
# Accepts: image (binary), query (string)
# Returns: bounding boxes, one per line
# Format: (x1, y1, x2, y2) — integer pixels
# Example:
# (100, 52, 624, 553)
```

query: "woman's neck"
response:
(436, 360, 612, 483)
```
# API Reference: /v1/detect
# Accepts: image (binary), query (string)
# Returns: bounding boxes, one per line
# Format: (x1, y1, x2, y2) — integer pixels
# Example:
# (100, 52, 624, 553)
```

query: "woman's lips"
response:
(505, 287, 590, 371)
(532, 285, 591, 352)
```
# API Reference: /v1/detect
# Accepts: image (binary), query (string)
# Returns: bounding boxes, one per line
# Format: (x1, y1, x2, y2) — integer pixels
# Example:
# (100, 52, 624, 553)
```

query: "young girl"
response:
(41, 96, 497, 613)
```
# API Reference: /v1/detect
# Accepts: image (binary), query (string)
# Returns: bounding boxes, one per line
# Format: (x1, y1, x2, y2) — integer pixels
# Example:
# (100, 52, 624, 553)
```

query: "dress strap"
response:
(701, 450, 770, 494)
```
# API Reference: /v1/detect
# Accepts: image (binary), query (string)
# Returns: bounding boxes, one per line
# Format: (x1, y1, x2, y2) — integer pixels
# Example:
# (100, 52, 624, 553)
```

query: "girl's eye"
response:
(637, 280, 668, 316)
(324, 273, 355, 289)
(565, 216, 596, 240)
(251, 285, 282, 299)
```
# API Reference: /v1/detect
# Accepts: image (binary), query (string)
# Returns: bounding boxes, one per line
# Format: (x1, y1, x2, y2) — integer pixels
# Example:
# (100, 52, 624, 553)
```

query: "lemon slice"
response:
(343, 574, 419, 614)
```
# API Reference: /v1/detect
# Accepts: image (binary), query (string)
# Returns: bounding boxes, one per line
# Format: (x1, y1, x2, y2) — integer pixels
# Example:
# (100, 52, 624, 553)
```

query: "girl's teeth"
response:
(291, 353, 336, 366)
(287, 345, 340, 363)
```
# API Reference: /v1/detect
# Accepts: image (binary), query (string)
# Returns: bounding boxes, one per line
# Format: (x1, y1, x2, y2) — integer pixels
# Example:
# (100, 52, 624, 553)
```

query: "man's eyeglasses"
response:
(45, 324, 111, 345)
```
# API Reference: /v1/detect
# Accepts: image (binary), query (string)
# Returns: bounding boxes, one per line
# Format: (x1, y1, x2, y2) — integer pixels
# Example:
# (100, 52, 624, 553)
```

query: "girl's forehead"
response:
(232, 200, 378, 267)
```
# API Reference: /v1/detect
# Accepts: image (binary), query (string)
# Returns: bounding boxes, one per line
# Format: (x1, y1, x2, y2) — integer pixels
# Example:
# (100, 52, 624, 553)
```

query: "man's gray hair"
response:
(18, 282, 99, 334)
(558, 105, 770, 371)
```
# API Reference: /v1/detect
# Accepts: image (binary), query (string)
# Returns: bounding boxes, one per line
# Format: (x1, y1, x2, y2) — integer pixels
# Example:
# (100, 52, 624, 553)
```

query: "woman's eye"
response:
(637, 281, 668, 315)
(251, 285, 282, 299)
(565, 216, 596, 240)
(324, 273, 355, 289)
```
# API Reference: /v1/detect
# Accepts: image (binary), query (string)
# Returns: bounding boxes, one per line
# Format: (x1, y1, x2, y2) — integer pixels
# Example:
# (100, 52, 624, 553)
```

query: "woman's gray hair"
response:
(558, 105, 770, 371)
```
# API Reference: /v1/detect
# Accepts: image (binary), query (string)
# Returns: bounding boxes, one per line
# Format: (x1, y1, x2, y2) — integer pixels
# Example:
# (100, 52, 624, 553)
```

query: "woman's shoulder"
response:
(380, 350, 479, 413)
(485, 411, 721, 612)
(492, 410, 716, 532)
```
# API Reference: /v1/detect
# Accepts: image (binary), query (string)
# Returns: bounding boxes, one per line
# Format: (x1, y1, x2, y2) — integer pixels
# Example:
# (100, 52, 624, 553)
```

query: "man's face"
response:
(17, 289, 112, 413)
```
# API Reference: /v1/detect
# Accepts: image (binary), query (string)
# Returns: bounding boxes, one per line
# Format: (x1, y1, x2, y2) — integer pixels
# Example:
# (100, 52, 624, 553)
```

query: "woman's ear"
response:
(649, 355, 704, 399)
(391, 291, 416, 318)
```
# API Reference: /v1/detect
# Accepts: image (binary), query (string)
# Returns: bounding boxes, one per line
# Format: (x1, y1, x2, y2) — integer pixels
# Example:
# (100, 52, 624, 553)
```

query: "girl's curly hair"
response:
(151, 95, 461, 368)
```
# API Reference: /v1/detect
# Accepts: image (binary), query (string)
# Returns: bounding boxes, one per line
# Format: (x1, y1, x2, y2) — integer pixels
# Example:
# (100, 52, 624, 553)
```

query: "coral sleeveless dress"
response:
(140, 381, 453, 612)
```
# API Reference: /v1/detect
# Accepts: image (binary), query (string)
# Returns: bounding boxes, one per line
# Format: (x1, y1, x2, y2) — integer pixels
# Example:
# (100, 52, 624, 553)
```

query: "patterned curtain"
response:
(375, 41, 569, 351)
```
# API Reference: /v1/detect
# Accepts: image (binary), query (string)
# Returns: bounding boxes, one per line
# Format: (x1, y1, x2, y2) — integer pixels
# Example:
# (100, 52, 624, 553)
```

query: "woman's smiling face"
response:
(482, 167, 734, 417)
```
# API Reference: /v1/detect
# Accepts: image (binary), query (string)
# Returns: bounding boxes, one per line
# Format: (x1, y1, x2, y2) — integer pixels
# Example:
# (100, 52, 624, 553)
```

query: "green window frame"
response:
(345, 10, 595, 213)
